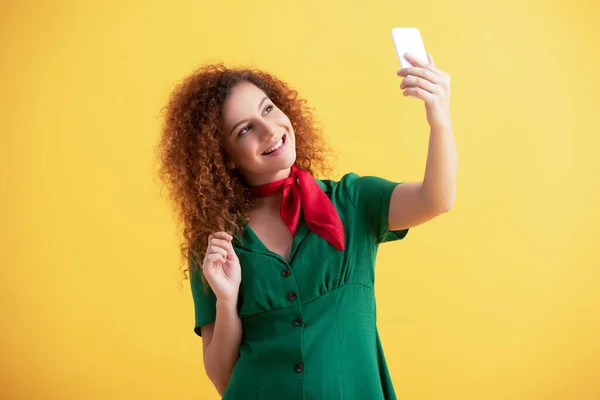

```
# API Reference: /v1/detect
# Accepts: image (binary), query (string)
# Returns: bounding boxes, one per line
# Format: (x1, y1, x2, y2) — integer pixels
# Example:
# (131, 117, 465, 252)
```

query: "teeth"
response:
(264, 138, 283, 154)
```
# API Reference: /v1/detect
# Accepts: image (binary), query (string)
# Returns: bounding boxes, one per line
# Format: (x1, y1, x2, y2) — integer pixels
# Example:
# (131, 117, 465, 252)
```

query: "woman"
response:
(157, 52, 457, 399)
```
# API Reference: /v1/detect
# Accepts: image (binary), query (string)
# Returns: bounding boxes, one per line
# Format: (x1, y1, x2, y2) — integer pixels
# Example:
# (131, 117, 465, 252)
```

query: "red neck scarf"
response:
(249, 165, 345, 251)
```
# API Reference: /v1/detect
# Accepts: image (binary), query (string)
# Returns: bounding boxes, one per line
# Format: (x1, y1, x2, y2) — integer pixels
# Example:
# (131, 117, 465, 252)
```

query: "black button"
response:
(281, 269, 291, 277)
(293, 318, 303, 327)
(287, 292, 297, 301)
(295, 364, 303, 373)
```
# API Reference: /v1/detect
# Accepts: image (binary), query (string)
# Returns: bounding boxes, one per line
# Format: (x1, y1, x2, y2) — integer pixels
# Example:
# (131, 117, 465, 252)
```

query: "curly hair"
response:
(156, 63, 334, 284)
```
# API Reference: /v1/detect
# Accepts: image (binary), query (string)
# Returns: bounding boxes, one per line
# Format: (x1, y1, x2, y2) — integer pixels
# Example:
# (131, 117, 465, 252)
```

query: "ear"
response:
(226, 159, 236, 171)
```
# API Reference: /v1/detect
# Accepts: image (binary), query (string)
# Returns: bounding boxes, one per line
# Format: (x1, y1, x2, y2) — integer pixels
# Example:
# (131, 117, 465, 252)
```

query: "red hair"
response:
(156, 64, 333, 282)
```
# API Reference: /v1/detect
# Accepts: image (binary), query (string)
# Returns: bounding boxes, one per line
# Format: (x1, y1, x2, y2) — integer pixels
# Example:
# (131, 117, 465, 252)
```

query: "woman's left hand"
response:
(397, 53, 452, 131)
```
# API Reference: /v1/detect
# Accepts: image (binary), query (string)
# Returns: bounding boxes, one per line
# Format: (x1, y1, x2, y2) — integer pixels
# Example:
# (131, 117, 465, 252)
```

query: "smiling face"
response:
(221, 81, 297, 186)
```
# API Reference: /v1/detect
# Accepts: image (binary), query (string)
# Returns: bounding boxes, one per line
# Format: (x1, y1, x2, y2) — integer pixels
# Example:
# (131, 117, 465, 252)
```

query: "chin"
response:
(285, 152, 297, 167)
(267, 158, 295, 175)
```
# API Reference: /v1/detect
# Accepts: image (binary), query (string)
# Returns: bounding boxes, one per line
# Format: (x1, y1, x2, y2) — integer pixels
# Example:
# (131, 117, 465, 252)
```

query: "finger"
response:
(226, 239, 238, 260)
(399, 62, 445, 79)
(427, 53, 435, 66)
(209, 238, 231, 250)
(403, 86, 433, 102)
(212, 231, 233, 241)
(424, 62, 448, 79)
(397, 67, 440, 83)
(208, 245, 227, 258)
(400, 76, 437, 93)
(206, 252, 225, 263)
(204, 253, 226, 268)
(425, 63, 446, 78)
(404, 52, 427, 67)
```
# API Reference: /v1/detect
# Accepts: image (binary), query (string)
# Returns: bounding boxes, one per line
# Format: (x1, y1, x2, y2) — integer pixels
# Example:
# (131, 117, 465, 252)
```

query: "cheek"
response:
(229, 138, 260, 162)
(222, 140, 242, 164)
(282, 113, 292, 126)
(273, 108, 291, 124)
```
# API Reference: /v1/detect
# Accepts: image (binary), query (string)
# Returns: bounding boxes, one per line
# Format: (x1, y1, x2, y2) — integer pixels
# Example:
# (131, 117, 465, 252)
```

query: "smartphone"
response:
(391, 27, 429, 68)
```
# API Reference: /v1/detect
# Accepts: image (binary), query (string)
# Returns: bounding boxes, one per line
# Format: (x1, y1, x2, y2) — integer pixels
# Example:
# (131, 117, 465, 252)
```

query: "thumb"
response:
(226, 238, 236, 259)
(427, 53, 435, 66)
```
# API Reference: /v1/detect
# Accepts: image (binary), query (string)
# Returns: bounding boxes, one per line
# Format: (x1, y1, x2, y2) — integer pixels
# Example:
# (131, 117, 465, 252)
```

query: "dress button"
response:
(281, 269, 291, 277)
(287, 292, 297, 301)
(293, 318, 303, 327)
(295, 364, 304, 373)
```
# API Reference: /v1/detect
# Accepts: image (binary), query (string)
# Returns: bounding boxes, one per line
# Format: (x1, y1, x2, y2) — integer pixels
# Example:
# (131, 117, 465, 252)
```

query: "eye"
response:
(237, 105, 274, 137)
(263, 105, 274, 115)
(238, 125, 251, 136)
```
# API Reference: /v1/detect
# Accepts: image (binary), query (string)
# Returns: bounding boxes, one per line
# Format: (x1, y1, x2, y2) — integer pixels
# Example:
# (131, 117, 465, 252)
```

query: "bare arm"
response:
(388, 125, 457, 230)
(199, 232, 243, 396)
(201, 299, 242, 396)
(389, 52, 457, 230)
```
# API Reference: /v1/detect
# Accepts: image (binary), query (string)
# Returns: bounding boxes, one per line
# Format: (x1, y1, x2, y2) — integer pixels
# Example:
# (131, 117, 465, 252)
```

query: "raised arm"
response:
(389, 52, 457, 231)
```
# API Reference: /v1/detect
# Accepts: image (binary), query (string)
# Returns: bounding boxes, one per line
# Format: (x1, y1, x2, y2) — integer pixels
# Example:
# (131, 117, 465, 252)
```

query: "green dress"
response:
(190, 173, 409, 399)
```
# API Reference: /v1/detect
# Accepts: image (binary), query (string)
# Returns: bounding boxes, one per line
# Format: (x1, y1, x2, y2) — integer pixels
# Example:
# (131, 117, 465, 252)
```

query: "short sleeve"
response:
(342, 173, 409, 243)
(189, 250, 217, 337)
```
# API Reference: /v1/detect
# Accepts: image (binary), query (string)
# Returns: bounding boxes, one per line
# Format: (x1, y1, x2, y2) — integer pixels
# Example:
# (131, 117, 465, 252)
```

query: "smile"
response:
(262, 133, 287, 156)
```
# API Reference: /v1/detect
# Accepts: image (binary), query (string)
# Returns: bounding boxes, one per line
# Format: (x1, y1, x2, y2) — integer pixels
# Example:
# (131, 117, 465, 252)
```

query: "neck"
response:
(251, 190, 282, 211)
(246, 167, 292, 187)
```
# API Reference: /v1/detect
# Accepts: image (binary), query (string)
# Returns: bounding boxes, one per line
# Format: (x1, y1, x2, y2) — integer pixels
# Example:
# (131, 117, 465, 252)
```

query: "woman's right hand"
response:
(202, 232, 242, 303)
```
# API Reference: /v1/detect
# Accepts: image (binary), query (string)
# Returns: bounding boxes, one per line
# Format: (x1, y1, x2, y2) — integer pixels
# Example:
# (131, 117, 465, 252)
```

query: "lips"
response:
(262, 133, 287, 155)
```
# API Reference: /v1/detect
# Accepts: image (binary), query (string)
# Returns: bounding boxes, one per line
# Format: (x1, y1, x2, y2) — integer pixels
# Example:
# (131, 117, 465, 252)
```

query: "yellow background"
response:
(2, 0, 599, 399)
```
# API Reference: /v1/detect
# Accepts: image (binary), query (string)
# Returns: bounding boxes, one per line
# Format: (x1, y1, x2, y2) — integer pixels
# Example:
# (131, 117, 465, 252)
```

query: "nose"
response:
(261, 121, 278, 142)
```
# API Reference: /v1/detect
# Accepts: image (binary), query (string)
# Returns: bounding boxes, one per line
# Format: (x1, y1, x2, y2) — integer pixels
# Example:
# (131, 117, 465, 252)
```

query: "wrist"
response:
(430, 123, 453, 135)
(216, 297, 238, 314)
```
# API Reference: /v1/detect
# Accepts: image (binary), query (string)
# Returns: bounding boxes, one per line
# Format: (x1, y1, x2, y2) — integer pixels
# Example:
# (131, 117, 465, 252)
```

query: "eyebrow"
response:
(229, 96, 270, 137)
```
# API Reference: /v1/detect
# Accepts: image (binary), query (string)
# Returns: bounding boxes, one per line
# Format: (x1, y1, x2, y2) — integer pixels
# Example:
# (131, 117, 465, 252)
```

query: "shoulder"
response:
(315, 172, 360, 193)
(316, 172, 379, 206)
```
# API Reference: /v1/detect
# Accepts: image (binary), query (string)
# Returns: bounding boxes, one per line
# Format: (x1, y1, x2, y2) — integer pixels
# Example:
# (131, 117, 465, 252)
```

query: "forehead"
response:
(222, 82, 267, 119)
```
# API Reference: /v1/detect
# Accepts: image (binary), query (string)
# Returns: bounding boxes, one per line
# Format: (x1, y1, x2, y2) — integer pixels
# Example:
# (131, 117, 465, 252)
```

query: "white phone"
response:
(391, 27, 429, 68)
